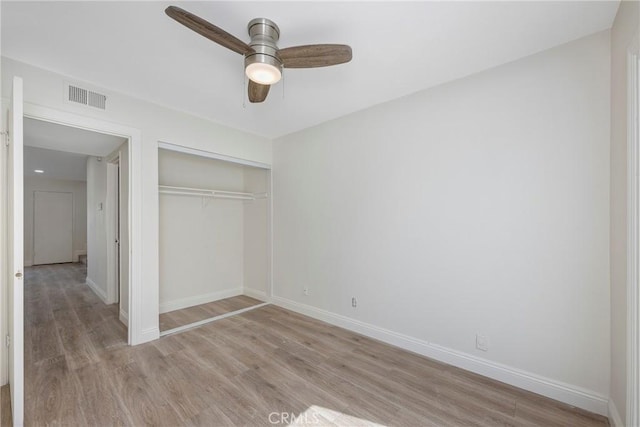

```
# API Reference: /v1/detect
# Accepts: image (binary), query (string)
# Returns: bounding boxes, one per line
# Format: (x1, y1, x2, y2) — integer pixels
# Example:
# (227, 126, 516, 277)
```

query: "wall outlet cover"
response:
(476, 334, 489, 351)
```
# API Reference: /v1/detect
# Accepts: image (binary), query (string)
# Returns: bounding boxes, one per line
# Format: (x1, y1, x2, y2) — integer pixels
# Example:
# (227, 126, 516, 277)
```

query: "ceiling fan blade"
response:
(248, 80, 270, 103)
(279, 44, 352, 68)
(165, 6, 253, 55)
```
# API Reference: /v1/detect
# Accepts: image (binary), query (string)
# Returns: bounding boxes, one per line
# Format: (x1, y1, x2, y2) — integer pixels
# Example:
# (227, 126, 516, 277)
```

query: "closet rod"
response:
(159, 185, 251, 196)
(158, 185, 267, 200)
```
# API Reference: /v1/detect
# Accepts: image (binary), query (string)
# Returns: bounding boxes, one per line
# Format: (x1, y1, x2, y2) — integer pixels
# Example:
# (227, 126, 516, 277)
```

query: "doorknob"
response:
(15, 271, 22, 279)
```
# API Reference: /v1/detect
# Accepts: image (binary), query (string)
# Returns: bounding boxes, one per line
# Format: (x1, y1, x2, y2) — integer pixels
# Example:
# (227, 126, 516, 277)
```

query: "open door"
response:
(7, 76, 24, 426)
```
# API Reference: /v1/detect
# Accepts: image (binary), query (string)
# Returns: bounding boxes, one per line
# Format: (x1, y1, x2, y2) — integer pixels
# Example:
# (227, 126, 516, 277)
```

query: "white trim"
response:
(243, 288, 268, 302)
(105, 158, 119, 305)
(628, 42, 640, 427)
(72, 250, 86, 263)
(160, 302, 269, 337)
(21, 102, 143, 346)
(159, 287, 243, 314)
(609, 399, 624, 427)
(7, 76, 25, 426)
(137, 327, 160, 345)
(119, 308, 129, 327)
(268, 169, 273, 300)
(85, 277, 108, 304)
(158, 141, 271, 170)
(271, 296, 609, 416)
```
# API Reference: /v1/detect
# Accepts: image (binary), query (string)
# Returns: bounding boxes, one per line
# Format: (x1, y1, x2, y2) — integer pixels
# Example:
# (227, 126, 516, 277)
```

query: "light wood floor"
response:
(160, 295, 264, 332)
(1, 385, 11, 427)
(8, 263, 608, 426)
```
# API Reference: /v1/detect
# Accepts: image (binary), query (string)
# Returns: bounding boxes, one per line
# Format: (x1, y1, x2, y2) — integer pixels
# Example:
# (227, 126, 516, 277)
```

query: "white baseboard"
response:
(119, 308, 129, 327)
(159, 287, 243, 314)
(271, 296, 609, 416)
(243, 287, 268, 302)
(85, 277, 108, 304)
(73, 250, 86, 262)
(608, 399, 624, 427)
(134, 327, 159, 345)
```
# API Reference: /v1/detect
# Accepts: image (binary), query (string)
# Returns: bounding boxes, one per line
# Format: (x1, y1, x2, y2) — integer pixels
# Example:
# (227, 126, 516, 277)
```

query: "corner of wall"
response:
(609, 399, 624, 427)
(85, 276, 108, 304)
(243, 287, 268, 302)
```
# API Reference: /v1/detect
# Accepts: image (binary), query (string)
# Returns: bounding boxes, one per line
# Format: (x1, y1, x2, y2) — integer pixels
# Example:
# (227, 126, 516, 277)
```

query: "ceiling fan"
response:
(165, 6, 353, 103)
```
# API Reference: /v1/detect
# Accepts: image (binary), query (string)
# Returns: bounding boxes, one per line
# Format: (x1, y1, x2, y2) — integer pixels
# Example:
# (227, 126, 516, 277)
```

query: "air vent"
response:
(68, 85, 87, 105)
(67, 84, 107, 110)
(88, 91, 107, 109)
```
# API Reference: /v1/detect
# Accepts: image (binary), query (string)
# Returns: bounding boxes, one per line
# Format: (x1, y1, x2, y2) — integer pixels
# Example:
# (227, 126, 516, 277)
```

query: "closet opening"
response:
(157, 143, 271, 335)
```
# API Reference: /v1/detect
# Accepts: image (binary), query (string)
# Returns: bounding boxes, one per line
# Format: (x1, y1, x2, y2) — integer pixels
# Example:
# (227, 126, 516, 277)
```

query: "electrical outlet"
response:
(476, 334, 489, 351)
(351, 297, 357, 308)
(303, 287, 309, 296)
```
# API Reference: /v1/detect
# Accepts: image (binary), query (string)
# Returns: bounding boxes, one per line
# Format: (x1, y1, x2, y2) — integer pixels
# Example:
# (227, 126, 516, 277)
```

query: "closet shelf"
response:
(159, 185, 267, 201)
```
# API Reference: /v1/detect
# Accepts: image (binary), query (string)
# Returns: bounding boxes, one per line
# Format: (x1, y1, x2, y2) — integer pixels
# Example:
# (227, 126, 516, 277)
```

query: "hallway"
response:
(24, 263, 127, 425)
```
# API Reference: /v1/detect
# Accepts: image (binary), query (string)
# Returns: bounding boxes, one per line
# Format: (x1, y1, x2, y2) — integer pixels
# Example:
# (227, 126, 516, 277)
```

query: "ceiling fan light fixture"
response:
(165, 7, 353, 103)
(245, 55, 282, 85)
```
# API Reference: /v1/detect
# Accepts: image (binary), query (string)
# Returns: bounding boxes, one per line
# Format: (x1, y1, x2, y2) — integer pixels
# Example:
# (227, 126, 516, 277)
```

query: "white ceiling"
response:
(24, 117, 127, 157)
(24, 146, 88, 181)
(2, 1, 620, 139)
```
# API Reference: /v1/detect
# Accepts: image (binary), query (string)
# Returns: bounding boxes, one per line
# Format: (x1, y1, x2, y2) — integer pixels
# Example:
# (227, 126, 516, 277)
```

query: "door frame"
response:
(22, 103, 142, 346)
(2, 76, 25, 426)
(106, 157, 120, 306)
(627, 40, 640, 427)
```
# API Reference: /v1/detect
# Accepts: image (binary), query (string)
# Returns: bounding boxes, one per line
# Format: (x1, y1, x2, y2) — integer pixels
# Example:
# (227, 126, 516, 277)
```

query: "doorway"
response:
(23, 118, 128, 324)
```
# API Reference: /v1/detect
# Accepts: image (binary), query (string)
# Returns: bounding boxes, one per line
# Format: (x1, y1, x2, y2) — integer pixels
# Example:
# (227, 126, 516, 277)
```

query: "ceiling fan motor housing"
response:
(245, 18, 283, 83)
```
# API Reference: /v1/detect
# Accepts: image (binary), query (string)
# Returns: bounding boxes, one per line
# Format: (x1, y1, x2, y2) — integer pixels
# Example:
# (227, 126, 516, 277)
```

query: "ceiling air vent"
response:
(67, 84, 107, 110)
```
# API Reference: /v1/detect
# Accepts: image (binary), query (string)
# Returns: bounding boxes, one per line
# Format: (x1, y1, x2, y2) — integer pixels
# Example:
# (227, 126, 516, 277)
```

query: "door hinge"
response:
(5, 335, 10, 348)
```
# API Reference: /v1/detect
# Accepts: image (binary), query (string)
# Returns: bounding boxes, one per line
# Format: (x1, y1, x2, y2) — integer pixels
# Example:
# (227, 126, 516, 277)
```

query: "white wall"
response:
(86, 156, 107, 300)
(158, 149, 246, 312)
(243, 167, 270, 300)
(273, 31, 611, 412)
(1, 56, 272, 343)
(23, 176, 86, 266)
(610, 2, 639, 425)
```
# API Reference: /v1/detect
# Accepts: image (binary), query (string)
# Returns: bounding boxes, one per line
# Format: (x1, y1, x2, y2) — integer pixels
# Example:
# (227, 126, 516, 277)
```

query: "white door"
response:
(33, 191, 73, 265)
(7, 76, 24, 426)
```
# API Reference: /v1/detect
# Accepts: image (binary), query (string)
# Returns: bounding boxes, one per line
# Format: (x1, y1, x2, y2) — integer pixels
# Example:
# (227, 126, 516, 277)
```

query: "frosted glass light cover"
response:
(246, 62, 282, 85)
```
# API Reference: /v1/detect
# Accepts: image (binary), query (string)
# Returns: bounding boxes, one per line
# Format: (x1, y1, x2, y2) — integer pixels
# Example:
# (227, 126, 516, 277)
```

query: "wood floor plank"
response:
(109, 361, 182, 426)
(26, 354, 88, 426)
(30, 320, 63, 363)
(57, 324, 100, 370)
(0, 385, 11, 427)
(23, 263, 610, 427)
(75, 362, 133, 426)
